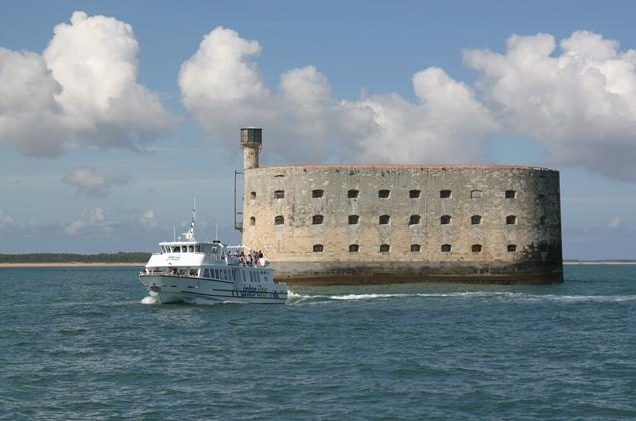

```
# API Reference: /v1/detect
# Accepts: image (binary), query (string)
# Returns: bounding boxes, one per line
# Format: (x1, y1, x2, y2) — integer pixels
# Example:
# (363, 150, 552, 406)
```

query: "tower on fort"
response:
(240, 127, 262, 170)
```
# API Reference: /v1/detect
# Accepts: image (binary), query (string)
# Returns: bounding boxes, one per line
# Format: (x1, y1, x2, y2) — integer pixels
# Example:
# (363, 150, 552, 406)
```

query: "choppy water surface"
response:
(1, 265, 635, 419)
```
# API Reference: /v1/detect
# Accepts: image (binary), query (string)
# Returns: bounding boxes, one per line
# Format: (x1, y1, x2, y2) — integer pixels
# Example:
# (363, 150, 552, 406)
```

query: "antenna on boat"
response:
(173, 224, 176, 241)
(215, 223, 219, 241)
(183, 198, 196, 241)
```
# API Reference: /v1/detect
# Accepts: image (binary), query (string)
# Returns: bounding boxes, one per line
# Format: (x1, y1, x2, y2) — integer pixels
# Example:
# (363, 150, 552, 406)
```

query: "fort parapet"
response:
(239, 128, 563, 284)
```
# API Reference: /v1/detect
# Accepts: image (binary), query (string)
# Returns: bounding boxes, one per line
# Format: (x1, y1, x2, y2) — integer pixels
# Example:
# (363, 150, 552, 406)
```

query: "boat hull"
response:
(139, 274, 288, 304)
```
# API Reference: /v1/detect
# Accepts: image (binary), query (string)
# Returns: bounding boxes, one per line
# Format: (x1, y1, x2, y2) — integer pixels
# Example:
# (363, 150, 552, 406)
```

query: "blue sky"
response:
(1, 0, 635, 259)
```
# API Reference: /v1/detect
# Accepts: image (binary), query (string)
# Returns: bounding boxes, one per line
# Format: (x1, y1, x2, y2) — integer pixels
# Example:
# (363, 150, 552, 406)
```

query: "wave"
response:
(286, 290, 636, 304)
(141, 294, 159, 305)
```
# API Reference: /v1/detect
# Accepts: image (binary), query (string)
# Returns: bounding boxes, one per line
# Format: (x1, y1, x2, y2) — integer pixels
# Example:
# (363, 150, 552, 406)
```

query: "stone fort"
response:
(238, 128, 563, 284)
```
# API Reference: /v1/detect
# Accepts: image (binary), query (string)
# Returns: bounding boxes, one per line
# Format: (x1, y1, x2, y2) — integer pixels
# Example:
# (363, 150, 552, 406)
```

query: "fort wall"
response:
(241, 164, 563, 284)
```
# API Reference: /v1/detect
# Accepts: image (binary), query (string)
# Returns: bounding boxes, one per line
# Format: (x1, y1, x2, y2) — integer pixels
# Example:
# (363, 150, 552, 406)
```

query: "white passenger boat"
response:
(139, 208, 288, 304)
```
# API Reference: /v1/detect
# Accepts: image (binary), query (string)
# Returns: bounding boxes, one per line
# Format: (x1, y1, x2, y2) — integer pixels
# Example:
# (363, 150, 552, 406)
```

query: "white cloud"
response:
(464, 31, 636, 181)
(63, 166, 130, 196)
(0, 209, 17, 226)
(607, 216, 622, 228)
(65, 207, 107, 235)
(140, 209, 158, 228)
(179, 28, 635, 180)
(0, 11, 177, 157)
(179, 27, 496, 164)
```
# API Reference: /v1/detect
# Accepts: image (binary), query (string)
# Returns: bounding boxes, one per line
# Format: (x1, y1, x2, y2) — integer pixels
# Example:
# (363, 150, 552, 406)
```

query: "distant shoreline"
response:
(563, 261, 636, 265)
(0, 262, 145, 268)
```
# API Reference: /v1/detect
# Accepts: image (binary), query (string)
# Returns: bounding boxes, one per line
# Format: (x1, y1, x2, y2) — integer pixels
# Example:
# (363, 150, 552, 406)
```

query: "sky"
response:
(1, 0, 635, 259)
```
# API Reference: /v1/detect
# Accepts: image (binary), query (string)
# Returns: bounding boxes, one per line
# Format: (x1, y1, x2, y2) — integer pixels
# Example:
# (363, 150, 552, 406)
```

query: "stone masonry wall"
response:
(241, 165, 562, 284)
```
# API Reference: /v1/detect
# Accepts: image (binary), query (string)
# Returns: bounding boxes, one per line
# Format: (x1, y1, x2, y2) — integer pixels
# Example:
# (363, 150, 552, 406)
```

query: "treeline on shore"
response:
(0, 252, 151, 264)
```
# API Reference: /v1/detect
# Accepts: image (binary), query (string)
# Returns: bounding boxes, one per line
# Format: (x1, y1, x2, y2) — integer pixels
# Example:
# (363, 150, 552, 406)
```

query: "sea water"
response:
(1, 265, 635, 419)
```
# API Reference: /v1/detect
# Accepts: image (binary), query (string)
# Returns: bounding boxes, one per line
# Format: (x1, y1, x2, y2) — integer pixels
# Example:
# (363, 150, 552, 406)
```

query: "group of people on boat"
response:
(237, 249, 268, 267)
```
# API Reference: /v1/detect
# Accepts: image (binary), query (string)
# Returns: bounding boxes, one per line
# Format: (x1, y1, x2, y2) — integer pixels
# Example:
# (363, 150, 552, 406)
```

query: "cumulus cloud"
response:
(179, 28, 635, 180)
(464, 31, 636, 180)
(65, 208, 107, 235)
(179, 27, 496, 163)
(0, 11, 177, 157)
(62, 166, 130, 196)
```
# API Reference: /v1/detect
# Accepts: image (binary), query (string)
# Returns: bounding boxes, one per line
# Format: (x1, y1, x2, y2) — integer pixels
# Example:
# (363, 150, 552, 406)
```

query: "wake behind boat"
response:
(139, 207, 288, 304)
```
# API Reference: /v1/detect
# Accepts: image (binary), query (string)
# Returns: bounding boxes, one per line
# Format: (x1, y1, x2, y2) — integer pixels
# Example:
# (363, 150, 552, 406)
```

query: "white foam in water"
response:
(330, 293, 408, 300)
(141, 294, 158, 305)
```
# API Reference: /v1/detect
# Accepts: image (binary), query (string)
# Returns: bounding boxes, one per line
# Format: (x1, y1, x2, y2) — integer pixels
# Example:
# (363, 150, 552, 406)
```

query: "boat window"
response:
(188, 245, 194, 253)
(213, 269, 218, 279)
(203, 269, 210, 277)
(210, 246, 219, 254)
(195, 245, 201, 252)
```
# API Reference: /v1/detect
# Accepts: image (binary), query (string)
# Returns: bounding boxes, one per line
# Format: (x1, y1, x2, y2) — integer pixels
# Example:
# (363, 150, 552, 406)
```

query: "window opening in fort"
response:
(313, 244, 324, 252)
(540, 215, 547, 225)
(379, 215, 390, 224)
(472, 244, 482, 253)
(349, 244, 359, 252)
(378, 189, 390, 198)
(409, 189, 421, 198)
(274, 215, 284, 225)
(471, 215, 482, 225)
(441, 244, 451, 252)
(250, 216, 255, 225)
(506, 215, 517, 225)
(411, 244, 421, 252)
(312, 189, 324, 198)
(274, 190, 284, 199)
(538, 194, 546, 201)
(409, 215, 421, 225)
(440, 215, 451, 225)
(507, 244, 517, 252)
(440, 190, 451, 198)
(505, 190, 517, 199)
(250, 191, 256, 199)
(348, 215, 359, 224)
(312, 215, 324, 225)
(380, 244, 390, 252)
(348, 189, 359, 198)
(471, 189, 482, 199)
